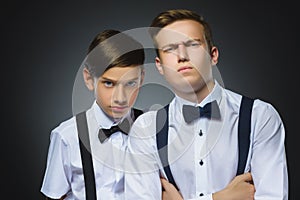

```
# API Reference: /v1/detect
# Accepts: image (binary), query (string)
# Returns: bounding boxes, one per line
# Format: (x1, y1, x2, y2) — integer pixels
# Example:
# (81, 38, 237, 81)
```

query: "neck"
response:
(174, 80, 215, 104)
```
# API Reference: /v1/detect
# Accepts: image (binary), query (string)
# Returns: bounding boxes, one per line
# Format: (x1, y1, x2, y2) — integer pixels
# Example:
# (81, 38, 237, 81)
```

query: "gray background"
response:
(2, 0, 298, 199)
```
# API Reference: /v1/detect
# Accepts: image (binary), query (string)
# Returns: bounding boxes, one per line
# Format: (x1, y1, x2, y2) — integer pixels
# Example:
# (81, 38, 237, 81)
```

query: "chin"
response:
(112, 111, 127, 119)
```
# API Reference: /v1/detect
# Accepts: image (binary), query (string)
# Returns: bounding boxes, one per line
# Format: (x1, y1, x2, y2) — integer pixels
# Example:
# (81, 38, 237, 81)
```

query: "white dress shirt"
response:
(41, 101, 130, 200)
(125, 81, 288, 200)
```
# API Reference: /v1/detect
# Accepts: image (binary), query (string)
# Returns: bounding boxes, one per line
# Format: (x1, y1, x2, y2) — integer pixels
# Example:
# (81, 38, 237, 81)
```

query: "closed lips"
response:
(111, 106, 128, 111)
(178, 66, 193, 72)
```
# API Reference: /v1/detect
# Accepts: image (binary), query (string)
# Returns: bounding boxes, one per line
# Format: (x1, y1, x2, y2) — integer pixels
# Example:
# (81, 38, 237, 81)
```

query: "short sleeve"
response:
(40, 130, 71, 199)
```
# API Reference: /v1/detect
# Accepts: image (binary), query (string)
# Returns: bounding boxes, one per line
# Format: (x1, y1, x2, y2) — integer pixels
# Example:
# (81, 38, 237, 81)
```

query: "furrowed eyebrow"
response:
(160, 38, 202, 49)
(100, 76, 139, 83)
(100, 77, 116, 82)
(186, 39, 202, 43)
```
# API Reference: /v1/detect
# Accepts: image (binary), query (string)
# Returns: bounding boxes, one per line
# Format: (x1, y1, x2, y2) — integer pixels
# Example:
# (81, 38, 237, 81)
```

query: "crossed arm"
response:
(44, 173, 255, 200)
(161, 172, 255, 200)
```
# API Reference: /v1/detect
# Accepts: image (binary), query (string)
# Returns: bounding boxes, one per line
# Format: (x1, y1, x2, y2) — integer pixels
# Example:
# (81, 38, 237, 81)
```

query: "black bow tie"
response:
(182, 100, 221, 124)
(98, 118, 130, 143)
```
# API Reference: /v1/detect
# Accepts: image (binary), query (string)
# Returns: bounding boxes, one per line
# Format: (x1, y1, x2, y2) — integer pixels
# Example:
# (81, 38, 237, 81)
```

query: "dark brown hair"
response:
(85, 29, 145, 78)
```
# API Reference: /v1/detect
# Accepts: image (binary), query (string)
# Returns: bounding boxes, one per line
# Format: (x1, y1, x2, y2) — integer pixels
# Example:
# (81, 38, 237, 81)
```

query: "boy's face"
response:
(154, 19, 218, 95)
(84, 65, 144, 119)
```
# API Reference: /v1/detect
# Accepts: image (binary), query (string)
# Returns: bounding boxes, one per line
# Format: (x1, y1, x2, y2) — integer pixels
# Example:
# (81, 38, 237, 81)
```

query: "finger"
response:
(239, 172, 253, 182)
(160, 178, 169, 190)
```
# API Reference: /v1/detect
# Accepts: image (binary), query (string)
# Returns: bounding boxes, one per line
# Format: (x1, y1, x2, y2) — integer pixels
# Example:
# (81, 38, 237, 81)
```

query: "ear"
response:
(210, 46, 219, 65)
(155, 57, 164, 75)
(83, 67, 95, 91)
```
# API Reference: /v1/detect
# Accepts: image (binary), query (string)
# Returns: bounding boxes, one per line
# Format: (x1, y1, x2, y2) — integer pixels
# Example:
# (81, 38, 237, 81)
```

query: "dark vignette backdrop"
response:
(2, 0, 298, 199)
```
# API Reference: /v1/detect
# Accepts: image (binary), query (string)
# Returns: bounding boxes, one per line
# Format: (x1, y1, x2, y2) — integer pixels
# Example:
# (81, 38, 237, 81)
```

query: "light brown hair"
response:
(149, 9, 214, 56)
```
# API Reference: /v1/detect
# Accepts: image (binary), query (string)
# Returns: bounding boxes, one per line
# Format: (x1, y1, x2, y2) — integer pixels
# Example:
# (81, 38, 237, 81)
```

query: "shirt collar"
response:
(200, 80, 223, 107)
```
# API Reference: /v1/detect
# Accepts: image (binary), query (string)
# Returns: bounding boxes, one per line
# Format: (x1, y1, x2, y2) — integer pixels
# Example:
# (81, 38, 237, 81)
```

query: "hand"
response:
(212, 172, 255, 200)
(161, 178, 183, 200)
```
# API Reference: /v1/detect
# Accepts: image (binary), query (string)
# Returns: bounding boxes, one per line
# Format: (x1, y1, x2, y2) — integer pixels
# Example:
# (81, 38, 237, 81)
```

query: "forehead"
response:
(155, 20, 205, 46)
(100, 65, 141, 81)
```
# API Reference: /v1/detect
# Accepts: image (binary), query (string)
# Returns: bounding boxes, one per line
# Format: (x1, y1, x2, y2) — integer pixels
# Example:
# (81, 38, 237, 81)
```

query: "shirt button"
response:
(199, 160, 204, 166)
(199, 130, 203, 136)
(199, 193, 204, 196)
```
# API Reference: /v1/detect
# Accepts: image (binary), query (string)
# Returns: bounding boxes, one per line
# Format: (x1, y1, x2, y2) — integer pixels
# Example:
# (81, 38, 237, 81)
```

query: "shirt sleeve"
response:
(185, 194, 213, 200)
(250, 100, 288, 199)
(40, 130, 71, 199)
(125, 112, 163, 200)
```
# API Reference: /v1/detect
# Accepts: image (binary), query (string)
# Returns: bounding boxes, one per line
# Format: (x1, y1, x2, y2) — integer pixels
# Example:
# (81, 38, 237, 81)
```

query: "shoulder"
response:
(223, 88, 283, 122)
(246, 99, 286, 146)
(130, 110, 157, 137)
(50, 115, 78, 146)
(252, 99, 283, 124)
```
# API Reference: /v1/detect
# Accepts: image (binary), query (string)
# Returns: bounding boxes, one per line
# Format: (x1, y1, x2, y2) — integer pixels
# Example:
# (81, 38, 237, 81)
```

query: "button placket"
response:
(196, 119, 208, 198)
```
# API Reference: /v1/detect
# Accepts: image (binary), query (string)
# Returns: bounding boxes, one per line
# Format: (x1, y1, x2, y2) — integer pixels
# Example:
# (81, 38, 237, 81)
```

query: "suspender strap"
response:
(75, 108, 143, 199)
(76, 111, 97, 200)
(156, 105, 179, 190)
(236, 96, 254, 175)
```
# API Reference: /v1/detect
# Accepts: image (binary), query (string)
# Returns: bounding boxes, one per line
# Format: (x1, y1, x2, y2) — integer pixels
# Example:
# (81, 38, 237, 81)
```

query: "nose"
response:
(113, 84, 127, 105)
(177, 44, 189, 62)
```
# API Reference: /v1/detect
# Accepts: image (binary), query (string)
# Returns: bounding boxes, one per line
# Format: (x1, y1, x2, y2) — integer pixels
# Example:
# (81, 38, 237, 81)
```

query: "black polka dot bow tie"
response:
(182, 100, 221, 124)
(98, 118, 130, 143)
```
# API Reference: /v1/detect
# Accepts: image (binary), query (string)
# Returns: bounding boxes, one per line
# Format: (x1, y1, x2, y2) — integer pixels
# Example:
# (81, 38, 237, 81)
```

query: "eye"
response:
(186, 41, 201, 48)
(162, 44, 178, 53)
(103, 81, 114, 87)
(126, 80, 138, 87)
